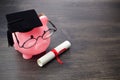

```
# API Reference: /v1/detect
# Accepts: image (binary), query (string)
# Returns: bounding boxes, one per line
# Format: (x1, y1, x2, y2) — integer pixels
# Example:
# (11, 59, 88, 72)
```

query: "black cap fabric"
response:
(6, 9, 42, 46)
(6, 9, 42, 32)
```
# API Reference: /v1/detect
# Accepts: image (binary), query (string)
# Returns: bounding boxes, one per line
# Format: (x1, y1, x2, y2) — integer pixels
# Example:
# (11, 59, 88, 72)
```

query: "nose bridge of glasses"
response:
(30, 35, 34, 38)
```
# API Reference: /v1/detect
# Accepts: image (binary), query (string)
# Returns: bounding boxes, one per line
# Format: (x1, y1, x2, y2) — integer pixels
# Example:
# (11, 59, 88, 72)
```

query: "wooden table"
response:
(0, 0, 120, 80)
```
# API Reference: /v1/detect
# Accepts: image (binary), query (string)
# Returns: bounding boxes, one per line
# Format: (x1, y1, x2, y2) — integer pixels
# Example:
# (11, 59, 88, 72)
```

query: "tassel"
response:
(7, 30, 14, 46)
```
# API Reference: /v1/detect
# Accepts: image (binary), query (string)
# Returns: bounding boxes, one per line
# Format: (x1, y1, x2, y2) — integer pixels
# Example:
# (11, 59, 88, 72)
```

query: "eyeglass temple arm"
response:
(48, 20, 57, 31)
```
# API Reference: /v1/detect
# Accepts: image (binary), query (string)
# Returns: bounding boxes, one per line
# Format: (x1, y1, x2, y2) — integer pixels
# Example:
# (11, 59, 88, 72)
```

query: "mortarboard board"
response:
(6, 9, 43, 46)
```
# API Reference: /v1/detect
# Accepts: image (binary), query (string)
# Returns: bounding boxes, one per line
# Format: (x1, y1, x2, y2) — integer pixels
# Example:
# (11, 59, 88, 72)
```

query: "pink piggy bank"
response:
(13, 15, 51, 59)
(6, 9, 57, 59)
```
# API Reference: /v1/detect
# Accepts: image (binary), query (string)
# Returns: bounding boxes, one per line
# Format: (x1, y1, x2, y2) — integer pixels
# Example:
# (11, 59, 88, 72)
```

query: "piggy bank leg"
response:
(22, 54, 32, 59)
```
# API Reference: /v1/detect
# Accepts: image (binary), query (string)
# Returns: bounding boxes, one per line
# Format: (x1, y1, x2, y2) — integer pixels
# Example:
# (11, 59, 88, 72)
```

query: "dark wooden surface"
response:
(0, 0, 120, 80)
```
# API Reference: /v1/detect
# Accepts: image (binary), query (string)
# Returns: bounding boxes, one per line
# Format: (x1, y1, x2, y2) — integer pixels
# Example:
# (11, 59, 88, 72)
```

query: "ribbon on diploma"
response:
(51, 48, 67, 64)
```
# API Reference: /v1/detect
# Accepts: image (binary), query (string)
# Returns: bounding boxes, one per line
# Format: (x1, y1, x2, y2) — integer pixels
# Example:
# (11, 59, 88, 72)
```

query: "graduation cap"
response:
(6, 9, 43, 46)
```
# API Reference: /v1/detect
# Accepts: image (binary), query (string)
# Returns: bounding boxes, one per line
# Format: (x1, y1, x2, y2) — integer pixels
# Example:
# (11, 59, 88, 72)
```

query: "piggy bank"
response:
(13, 15, 50, 59)
(6, 9, 57, 59)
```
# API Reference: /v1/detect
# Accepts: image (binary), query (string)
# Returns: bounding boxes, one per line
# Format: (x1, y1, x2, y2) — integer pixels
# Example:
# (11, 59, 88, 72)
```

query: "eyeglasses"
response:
(14, 20, 57, 49)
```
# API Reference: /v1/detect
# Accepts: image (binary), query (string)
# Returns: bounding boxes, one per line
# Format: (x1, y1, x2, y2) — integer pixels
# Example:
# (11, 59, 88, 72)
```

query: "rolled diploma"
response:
(37, 40, 71, 67)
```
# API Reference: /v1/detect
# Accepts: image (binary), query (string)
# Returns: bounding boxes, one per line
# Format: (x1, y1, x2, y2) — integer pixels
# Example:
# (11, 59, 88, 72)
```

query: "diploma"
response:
(37, 40, 71, 67)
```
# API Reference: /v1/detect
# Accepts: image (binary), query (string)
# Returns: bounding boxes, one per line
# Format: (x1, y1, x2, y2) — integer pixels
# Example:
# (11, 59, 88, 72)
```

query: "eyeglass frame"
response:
(13, 20, 57, 49)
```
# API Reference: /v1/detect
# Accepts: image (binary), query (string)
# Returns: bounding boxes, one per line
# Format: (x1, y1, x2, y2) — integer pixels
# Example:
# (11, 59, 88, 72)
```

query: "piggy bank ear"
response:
(39, 13, 48, 26)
